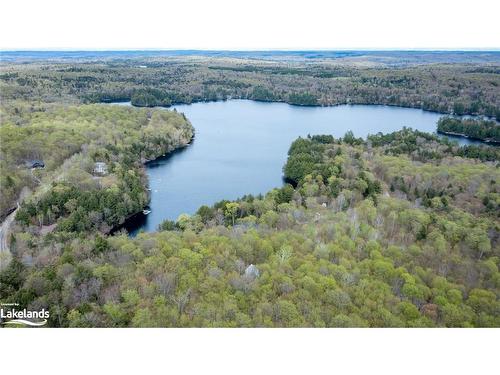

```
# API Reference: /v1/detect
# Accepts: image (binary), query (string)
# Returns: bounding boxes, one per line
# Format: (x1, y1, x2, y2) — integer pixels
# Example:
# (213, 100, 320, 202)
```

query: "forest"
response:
(0, 54, 499, 328)
(437, 117, 500, 143)
(1, 128, 498, 327)
(0, 56, 499, 119)
(0, 103, 193, 224)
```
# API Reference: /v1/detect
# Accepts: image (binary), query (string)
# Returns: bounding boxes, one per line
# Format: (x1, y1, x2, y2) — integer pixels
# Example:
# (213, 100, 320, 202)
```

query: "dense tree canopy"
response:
(2, 129, 498, 327)
(1, 55, 499, 328)
(1, 58, 499, 118)
(0, 103, 193, 226)
(437, 117, 500, 143)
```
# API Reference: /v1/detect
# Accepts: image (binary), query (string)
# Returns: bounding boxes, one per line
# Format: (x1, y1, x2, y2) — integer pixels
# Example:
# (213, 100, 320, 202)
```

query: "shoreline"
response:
(106, 97, 500, 122)
(109, 133, 195, 235)
(437, 130, 500, 145)
(105, 100, 497, 237)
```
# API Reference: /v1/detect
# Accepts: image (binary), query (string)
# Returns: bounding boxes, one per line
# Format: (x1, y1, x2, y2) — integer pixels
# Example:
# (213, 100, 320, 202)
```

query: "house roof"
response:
(26, 159, 45, 167)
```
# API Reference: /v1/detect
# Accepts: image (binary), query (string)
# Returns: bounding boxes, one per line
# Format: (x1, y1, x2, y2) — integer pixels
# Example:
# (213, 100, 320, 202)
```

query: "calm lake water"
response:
(113, 100, 481, 235)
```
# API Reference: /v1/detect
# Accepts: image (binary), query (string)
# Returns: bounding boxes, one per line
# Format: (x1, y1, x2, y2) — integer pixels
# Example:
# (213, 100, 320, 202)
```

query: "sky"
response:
(1, 0, 499, 50)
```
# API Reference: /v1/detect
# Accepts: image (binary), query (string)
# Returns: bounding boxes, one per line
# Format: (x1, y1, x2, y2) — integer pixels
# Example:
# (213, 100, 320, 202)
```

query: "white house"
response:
(93, 162, 108, 175)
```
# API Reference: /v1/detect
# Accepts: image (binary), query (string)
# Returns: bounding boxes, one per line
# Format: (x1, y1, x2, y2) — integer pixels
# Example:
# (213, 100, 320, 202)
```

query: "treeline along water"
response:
(113, 100, 486, 235)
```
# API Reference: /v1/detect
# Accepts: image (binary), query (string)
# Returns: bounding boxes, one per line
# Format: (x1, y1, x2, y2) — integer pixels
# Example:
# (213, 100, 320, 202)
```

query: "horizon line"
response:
(2, 48, 500, 52)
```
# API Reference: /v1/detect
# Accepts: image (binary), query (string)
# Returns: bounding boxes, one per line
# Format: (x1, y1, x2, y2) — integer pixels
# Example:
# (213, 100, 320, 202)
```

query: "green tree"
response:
(224, 202, 239, 226)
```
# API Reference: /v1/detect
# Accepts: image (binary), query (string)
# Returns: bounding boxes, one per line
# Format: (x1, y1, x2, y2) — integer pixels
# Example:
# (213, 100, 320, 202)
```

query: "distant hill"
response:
(1, 50, 500, 65)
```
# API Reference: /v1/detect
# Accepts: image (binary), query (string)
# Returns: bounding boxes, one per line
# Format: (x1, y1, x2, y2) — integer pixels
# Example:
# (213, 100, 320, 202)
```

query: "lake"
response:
(114, 100, 482, 235)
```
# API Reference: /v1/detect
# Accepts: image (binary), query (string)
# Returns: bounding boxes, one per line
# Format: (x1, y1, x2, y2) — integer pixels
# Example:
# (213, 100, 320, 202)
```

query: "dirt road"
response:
(0, 207, 16, 269)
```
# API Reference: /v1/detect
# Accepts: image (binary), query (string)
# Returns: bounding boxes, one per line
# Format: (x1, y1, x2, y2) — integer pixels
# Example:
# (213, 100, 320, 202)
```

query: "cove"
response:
(114, 99, 483, 235)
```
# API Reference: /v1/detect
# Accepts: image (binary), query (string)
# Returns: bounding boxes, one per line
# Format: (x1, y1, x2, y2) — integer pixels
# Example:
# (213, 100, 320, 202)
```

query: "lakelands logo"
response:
(0, 303, 49, 327)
